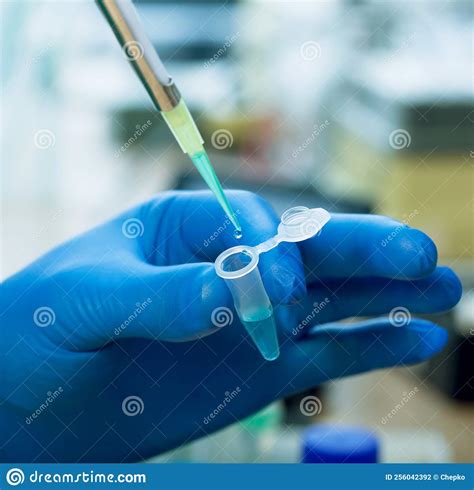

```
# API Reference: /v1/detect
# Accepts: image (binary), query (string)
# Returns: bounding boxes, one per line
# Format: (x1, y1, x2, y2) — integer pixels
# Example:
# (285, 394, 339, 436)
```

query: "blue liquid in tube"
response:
(241, 308, 280, 361)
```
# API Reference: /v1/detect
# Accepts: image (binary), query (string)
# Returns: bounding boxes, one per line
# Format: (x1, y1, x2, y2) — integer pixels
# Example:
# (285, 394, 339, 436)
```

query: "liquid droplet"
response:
(234, 229, 242, 239)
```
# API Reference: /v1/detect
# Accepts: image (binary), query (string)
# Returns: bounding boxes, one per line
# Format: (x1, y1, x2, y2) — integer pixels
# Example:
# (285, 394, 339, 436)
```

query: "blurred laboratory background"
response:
(1, 0, 473, 463)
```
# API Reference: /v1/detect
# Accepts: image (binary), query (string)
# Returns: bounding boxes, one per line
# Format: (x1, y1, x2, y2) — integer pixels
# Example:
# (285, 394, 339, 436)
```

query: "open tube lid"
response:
(215, 207, 331, 280)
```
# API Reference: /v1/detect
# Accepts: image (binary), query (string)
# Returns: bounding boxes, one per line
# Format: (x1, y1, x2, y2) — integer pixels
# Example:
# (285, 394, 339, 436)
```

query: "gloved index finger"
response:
(300, 213, 438, 282)
(143, 190, 306, 305)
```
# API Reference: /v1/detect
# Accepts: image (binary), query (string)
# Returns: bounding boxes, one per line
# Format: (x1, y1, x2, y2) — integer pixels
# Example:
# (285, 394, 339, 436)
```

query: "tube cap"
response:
(301, 424, 379, 463)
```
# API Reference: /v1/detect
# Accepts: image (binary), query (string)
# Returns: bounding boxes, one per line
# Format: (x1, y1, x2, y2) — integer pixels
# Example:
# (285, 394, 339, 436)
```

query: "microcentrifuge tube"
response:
(215, 207, 331, 361)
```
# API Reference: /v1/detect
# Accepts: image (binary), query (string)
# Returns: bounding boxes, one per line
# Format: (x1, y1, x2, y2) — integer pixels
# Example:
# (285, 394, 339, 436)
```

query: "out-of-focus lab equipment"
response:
(95, 0, 241, 233)
(215, 207, 330, 361)
(301, 424, 379, 464)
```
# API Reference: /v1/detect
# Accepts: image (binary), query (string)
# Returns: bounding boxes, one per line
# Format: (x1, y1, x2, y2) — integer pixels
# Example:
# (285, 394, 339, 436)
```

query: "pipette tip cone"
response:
(190, 150, 242, 234)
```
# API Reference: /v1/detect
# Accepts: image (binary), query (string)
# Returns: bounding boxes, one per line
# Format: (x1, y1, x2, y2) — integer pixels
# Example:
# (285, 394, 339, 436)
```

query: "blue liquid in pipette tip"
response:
(189, 150, 242, 234)
(241, 309, 280, 361)
(234, 229, 243, 239)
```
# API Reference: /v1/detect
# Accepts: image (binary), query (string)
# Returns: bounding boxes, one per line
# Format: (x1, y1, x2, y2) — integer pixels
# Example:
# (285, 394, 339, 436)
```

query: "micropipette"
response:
(215, 207, 331, 361)
(96, 0, 241, 233)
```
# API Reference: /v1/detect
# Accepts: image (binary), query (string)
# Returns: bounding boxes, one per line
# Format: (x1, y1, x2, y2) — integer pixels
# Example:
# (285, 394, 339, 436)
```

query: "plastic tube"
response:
(215, 246, 279, 361)
(215, 206, 331, 361)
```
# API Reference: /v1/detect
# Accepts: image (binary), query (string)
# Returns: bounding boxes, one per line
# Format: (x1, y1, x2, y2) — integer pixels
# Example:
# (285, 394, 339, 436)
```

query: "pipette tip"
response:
(190, 150, 242, 235)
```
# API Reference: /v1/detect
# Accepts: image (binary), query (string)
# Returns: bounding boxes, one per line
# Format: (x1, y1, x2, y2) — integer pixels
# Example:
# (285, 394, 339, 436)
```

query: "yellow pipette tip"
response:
(161, 100, 242, 234)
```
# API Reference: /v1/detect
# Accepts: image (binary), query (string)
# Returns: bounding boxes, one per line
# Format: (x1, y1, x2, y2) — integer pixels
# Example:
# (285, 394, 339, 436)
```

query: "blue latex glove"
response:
(0, 191, 461, 462)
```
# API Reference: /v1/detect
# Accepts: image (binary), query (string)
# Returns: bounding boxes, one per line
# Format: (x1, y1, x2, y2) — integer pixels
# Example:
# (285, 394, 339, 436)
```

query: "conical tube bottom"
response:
(241, 309, 280, 361)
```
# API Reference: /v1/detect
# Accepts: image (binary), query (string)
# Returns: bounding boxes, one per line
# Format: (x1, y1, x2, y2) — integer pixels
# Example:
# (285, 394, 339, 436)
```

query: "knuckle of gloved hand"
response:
(233, 190, 274, 217)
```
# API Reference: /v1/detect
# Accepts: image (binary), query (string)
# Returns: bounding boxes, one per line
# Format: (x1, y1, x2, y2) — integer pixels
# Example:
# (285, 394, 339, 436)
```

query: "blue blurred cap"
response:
(302, 424, 379, 463)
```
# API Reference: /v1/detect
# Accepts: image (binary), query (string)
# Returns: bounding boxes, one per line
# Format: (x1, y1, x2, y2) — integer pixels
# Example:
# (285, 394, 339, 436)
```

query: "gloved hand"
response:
(0, 191, 462, 462)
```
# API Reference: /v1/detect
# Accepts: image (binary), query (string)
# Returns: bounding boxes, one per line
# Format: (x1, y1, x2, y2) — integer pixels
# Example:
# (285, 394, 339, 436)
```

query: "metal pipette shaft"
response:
(96, 0, 241, 232)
